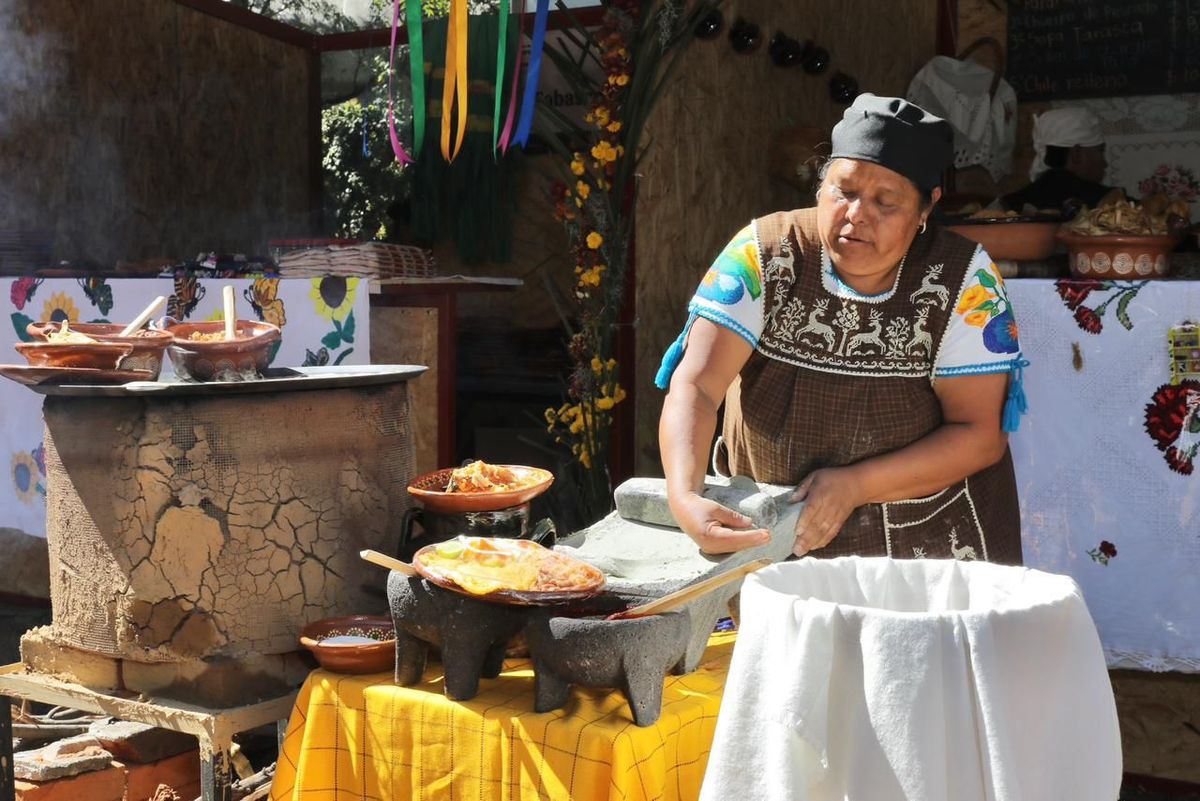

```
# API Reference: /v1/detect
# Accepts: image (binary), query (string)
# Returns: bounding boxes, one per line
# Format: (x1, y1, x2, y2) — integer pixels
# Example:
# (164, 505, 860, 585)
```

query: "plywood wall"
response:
(0, 0, 313, 265)
(632, 0, 939, 475)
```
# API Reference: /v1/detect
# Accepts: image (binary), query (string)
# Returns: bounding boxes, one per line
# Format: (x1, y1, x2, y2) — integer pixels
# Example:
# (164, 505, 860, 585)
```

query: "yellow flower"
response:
(955, 285, 992, 314)
(606, 121, 622, 133)
(591, 356, 603, 373)
(606, 358, 618, 371)
(964, 310, 990, 328)
(596, 397, 615, 410)
(41, 292, 80, 326)
(570, 152, 586, 176)
(590, 140, 618, 163)
(544, 407, 557, 425)
(586, 232, 604, 250)
(576, 181, 590, 199)
(310, 276, 358, 321)
(614, 73, 630, 86)
(613, 384, 627, 403)
(575, 197, 584, 208)
(569, 417, 584, 435)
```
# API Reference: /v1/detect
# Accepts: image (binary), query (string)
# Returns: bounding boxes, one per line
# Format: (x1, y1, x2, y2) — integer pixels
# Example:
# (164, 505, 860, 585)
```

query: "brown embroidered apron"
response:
(719, 208, 1022, 564)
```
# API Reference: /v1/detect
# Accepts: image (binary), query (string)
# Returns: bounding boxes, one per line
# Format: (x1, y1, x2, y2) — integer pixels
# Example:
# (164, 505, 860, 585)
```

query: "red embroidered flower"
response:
(1144, 380, 1200, 475)
(1098, 541, 1117, 558)
(1073, 305, 1103, 334)
(9, 276, 42, 311)
(1055, 278, 1102, 311)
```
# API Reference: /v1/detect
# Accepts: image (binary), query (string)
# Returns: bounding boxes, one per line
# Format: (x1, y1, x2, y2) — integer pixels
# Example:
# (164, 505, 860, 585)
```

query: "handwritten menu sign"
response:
(1006, 0, 1200, 100)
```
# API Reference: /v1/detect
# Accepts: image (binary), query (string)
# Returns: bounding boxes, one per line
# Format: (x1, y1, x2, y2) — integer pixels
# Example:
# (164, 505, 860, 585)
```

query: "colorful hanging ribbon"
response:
(387, 0, 425, 165)
(512, 0, 550, 148)
(492, 0, 511, 155)
(497, 0, 527, 154)
(440, 0, 469, 162)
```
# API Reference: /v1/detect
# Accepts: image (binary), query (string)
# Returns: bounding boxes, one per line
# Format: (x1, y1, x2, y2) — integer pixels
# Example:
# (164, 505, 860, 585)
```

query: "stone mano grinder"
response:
(368, 474, 803, 726)
(398, 463, 556, 560)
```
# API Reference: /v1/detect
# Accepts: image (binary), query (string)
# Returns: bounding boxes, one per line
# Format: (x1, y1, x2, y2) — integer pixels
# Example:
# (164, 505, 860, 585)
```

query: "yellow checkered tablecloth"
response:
(270, 632, 735, 801)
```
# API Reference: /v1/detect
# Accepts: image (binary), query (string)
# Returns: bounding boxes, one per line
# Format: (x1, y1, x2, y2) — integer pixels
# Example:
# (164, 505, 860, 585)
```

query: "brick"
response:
(14, 763, 124, 801)
(121, 750, 200, 801)
(87, 720, 196, 765)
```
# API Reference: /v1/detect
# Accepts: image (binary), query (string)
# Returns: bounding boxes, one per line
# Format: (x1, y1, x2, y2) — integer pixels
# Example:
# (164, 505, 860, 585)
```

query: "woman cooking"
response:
(656, 94, 1026, 564)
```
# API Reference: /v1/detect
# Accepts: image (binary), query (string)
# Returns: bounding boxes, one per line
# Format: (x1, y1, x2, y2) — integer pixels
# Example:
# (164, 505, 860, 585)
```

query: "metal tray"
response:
(18, 364, 428, 397)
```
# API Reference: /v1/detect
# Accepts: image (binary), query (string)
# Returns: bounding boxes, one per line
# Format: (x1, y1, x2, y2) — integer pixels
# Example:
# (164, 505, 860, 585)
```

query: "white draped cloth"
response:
(701, 557, 1121, 801)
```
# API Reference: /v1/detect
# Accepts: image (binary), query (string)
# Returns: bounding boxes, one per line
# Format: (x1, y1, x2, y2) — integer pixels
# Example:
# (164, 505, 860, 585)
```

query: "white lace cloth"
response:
(1008, 280, 1200, 673)
(701, 557, 1121, 801)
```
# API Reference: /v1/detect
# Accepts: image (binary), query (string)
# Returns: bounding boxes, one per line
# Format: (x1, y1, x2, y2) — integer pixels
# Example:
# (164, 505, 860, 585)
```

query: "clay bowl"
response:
(161, 320, 281, 382)
(299, 614, 396, 674)
(14, 340, 135, 370)
(407, 465, 554, 513)
(945, 219, 1062, 261)
(1057, 230, 1182, 279)
(26, 322, 171, 379)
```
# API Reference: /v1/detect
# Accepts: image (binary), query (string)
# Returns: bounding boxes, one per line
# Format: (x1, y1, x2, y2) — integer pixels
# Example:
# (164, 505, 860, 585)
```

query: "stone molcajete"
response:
(386, 474, 802, 726)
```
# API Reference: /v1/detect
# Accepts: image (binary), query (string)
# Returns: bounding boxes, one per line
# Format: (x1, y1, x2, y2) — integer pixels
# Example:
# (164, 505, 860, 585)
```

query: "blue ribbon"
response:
(1002, 356, 1031, 433)
(655, 314, 697, 390)
(513, 0, 550, 147)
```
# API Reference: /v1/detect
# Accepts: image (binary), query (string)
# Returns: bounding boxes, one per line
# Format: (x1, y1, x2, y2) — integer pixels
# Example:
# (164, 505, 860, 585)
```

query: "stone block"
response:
(87, 720, 196, 765)
(13, 735, 112, 782)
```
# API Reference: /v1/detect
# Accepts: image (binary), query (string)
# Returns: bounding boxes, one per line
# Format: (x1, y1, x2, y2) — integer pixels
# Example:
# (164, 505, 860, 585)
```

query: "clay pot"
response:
(14, 340, 134, 370)
(729, 18, 761, 53)
(300, 615, 396, 674)
(694, 9, 723, 39)
(1058, 231, 1181, 279)
(161, 319, 281, 382)
(26, 322, 171, 379)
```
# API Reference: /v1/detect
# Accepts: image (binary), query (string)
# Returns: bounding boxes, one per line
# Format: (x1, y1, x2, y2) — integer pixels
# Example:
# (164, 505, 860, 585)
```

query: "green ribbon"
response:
(492, 0, 511, 156)
(406, 0, 425, 156)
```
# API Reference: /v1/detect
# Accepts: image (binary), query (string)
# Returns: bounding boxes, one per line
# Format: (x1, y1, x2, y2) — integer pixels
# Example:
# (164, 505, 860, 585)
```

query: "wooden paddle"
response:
(360, 549, 417, 577)
(607, 558, 772, 620)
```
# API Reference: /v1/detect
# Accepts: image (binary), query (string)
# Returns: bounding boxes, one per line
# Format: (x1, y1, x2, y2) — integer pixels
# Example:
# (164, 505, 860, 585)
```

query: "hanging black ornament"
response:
(694, 9, 724, 40)
(769, 31, 803, 67)
(829, 72, 860, 104)
(801, 43, 830, 74)
(729, 18, 762, 54)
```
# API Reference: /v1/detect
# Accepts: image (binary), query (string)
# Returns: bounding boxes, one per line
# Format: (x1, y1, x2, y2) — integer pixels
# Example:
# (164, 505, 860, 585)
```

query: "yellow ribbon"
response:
(440, 0, 469, 162)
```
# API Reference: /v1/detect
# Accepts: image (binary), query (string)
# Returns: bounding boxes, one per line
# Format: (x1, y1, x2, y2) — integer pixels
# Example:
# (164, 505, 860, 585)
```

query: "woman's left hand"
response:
(789, 467, 866, 556)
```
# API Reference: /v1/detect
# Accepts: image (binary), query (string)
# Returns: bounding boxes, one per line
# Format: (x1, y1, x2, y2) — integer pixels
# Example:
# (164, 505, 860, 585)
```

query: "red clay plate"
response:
(412, 538, 605, 606)
(407, 465, 554, 513)
(0, 364, 154, 387)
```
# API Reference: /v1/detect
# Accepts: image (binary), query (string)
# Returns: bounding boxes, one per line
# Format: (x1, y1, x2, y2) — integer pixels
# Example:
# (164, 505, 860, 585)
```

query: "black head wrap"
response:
(829, 94, 953, 194)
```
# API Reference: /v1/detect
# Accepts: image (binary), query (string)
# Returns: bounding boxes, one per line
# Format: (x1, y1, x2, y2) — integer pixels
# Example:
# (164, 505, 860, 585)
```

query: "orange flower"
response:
(964, 310, 990, 328)
(586, 232, 604, 249)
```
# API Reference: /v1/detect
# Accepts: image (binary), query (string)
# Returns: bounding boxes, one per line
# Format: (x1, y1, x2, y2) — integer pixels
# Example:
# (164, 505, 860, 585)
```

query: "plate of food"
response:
(412, 536, 606, 605)
(407, 461, 554, 513)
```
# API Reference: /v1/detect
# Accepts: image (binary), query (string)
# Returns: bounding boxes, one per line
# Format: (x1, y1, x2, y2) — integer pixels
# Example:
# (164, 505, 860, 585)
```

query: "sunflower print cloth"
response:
(678, 223, 1023, 380)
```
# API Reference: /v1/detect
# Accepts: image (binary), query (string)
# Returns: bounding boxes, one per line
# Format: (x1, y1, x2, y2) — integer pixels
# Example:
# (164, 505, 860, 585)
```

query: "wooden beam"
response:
(314, 5, 609, 52)
(171, 0, 316, 49)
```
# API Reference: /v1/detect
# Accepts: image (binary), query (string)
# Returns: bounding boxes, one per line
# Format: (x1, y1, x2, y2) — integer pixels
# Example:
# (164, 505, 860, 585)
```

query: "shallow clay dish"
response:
(1057, 231, 1181, 279)
(407, 465, 554, 513)
(0, 364, 154, 387)
(945, 220, 1061, 261)
(161, 319, 281, 382)
(27, 322, 172, 379)
(14, 340, 135, 370)
(412, 538, 605, 606)
(299, 614, 396, 674)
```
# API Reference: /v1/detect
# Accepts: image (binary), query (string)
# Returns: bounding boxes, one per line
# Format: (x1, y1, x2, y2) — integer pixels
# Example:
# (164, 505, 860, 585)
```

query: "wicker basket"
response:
(276, 242, 437, 280)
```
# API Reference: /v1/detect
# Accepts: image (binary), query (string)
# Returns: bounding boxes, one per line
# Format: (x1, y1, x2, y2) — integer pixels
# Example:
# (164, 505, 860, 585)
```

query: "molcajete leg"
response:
(622, 661, 667, 727)
(482, 640, 508, 678)
(394, 629, 428, 685)
(440, 635, 495, 701)
(532, 656, 572, 713)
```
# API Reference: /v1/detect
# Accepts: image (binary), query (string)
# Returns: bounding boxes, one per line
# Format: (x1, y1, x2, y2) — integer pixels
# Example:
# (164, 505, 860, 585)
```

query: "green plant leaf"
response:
(333, 347, 355, 365)
(975, 269, 997, 288)
(342, 311, 356, 343)
(1115, 290, 1136, 330)
(321, 330, 342, 350)
(10, 312, 34, 342)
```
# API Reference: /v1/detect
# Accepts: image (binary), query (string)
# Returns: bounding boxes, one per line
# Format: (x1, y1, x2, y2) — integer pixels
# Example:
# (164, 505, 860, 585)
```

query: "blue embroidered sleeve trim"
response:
(933, 361, 1019, 378)
(687, 302, 759, 349)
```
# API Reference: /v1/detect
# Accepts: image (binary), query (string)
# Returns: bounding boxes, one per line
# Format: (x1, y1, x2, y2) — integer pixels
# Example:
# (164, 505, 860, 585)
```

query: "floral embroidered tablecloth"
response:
(1009, 278, 1200, 672)
(1, 275, 370, 543)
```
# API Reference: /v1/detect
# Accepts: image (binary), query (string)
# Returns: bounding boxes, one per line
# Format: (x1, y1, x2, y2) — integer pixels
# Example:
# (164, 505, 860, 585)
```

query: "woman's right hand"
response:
(669, 491, 771, 554)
